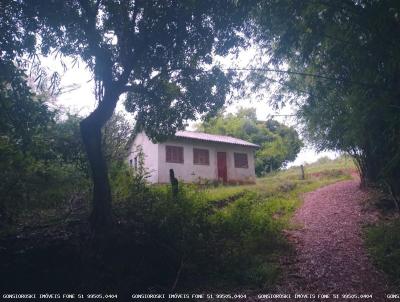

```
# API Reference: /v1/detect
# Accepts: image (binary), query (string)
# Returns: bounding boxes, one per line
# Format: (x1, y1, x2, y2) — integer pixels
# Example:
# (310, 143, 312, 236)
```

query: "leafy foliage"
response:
(24, 0, 253, 140)
(112, 179, 285, 288)
(251, 0, 400, 196)
(0, 0, 84, 225)
(102, 112, 133, 164)
(366, 220, 400, 286)
(197, 107, 302, 175)
(0, 63, 133, 223)
(0, 71, 88, 223)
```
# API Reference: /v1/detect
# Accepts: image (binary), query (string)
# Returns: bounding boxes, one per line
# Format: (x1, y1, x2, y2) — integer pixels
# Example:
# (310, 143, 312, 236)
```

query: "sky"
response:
(41, 50, 338, 167)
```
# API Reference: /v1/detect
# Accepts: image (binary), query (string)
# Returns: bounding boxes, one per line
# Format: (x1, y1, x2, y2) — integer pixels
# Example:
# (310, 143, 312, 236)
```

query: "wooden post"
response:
(300, 164, 305, 180)
(169, 169, 179, 198)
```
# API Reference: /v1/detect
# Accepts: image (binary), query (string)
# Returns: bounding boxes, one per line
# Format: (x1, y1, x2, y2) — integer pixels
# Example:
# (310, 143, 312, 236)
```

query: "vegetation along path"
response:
(276, 179, 390, 301)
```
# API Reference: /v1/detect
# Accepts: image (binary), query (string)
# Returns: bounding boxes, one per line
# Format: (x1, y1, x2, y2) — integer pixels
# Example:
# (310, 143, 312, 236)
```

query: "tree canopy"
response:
(197, 108, 303, 175)
(250, 0, 400, 195)
(27, 0, 252, 137)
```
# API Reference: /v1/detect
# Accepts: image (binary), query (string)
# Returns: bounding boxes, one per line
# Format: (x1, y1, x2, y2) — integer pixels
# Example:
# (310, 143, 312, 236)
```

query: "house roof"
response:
(175, 130, 260, 148)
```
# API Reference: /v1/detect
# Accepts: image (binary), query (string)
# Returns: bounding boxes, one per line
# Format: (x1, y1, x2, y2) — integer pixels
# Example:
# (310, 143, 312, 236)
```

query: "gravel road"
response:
(274, 179, 391, 302)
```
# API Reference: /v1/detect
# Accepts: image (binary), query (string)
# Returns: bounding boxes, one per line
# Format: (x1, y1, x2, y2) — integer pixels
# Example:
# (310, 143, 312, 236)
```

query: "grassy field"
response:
(203, 155, 355, 204)
(173, 155, 356, 288)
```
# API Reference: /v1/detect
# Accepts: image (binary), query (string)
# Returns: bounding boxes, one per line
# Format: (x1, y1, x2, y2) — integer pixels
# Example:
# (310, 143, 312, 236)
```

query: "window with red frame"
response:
(166, 145, 184, 163)
(234, 152, 248, 168)
(193, 148, 209, 165)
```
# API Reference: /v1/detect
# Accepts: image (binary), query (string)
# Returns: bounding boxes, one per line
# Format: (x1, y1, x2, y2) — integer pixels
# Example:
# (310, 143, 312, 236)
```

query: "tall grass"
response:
(135, 156, 354, 289)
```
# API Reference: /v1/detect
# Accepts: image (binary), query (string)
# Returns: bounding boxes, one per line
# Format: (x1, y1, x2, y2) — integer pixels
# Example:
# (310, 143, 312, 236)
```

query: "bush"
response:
(0, 138, 89, 224)
(111, 173, 286, 289)
(365, 220, 400, 285)
(278, 181, 297, 192)
(205, 192, 286, 286)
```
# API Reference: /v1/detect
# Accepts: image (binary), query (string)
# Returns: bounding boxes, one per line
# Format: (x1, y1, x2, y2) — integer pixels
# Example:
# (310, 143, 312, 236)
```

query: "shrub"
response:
(112, 177, 287, 289)
(365, 220, 400, 285)
(278, 181, 297, 192)
(0, 139, 89, 224)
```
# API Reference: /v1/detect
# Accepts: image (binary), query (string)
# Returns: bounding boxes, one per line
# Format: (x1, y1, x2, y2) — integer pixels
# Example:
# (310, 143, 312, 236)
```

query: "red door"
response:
(217, 152, 227, 183)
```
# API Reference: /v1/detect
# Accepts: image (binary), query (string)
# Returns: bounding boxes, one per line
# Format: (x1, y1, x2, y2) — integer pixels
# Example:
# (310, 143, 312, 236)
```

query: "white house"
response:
(128, 131, 259, 184)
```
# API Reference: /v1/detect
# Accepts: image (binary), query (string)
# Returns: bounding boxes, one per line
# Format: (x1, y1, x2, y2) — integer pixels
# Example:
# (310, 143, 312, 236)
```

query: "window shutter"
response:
(166, 145, 184, 163)
(178, 147, 183, 163)
(166, 146, 172, 162)
(193, 148, 209, 165)
(234, 153, 248, 168)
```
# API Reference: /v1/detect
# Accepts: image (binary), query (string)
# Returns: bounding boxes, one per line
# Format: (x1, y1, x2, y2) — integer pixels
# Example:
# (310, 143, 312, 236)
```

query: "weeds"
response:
(365, 220, 400, 286)
(0, 157, 354, 292)
(112, 159, 352, 290)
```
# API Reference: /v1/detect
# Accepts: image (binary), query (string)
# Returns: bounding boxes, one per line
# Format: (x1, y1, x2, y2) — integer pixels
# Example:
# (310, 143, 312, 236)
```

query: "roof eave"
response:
(175, 135, 260, 149)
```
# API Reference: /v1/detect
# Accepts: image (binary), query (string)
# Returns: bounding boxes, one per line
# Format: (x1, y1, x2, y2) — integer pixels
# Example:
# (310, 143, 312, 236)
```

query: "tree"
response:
(197, 108, 302, 175)
(102, 112, 133, 164)
(51, 113, 88, 172)
(24, 0, 251, 231)
(0, 67, 53, 222)
(51, 111, 136, 173)
(0, 71, 92, 223)
(250, 1, 400, 193)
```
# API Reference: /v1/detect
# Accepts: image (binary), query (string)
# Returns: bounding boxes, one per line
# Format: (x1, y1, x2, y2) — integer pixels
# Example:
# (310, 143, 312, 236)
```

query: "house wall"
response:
(157, 138, 256, 184)
(225, 145, 257, 183)
(128, 132, 159, 183)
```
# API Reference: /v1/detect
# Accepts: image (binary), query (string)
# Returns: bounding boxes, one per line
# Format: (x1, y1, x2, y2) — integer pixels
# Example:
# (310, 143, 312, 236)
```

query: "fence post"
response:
(169, 169, 179, 197)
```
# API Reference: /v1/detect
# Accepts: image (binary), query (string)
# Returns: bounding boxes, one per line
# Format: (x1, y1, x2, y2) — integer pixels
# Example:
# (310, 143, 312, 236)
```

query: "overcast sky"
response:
(41, 50, 338, 167)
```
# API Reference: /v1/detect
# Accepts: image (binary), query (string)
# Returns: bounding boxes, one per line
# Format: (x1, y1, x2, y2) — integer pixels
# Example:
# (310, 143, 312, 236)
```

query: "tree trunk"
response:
(80, 87, 121, 233)
(81, 116, 113, 232)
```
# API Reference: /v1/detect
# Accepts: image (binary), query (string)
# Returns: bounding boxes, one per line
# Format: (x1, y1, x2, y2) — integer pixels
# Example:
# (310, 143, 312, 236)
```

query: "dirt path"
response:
(274, 179, 391, 301)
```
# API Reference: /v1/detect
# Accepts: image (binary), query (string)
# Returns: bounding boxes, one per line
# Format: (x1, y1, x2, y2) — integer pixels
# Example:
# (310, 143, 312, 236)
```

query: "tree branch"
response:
(78, 0, 113, 87)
